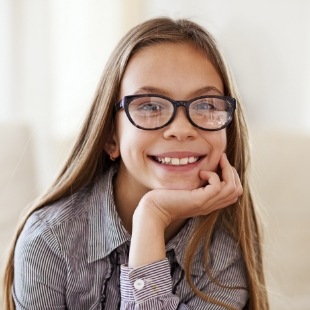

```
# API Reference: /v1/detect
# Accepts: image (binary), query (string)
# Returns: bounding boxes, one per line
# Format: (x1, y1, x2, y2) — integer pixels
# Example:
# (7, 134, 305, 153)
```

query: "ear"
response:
(104, 133, 120, 160)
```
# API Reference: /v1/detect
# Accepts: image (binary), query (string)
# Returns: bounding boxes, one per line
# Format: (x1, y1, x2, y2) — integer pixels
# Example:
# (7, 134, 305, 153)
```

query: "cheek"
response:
(221, 133, 227, 152)
(115, 113, 135, 148)
(115, 115, 153, 157)
(209, 130, 227, 152)
(205, 131, 227, 170)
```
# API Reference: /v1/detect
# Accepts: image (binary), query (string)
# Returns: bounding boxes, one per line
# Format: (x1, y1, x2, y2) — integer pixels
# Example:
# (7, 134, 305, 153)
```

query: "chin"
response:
(159, 180, 206, 191)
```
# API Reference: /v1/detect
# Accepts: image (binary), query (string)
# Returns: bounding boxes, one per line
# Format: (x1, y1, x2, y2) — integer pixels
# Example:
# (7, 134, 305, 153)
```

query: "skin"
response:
(106, 42, 243, 268)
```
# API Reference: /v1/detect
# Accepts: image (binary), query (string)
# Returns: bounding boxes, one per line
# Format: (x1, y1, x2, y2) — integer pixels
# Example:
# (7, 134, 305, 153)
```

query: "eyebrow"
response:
(133, 86, 223, 97)
(133, 86, 169, 96)
(191, 86, 223, 96)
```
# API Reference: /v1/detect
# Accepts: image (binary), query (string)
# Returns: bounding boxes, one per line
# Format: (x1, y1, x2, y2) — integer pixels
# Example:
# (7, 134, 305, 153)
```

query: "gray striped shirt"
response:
(13, 166, 248, 309)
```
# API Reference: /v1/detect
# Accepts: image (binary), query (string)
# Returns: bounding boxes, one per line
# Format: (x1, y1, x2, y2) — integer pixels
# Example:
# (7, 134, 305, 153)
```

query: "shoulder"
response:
(208, 228, 246, 280)
(187, 224, 244, 274)
(17, 176, 105, 255)
(35, 181, 96, 226)
(211, 228, 240, 257)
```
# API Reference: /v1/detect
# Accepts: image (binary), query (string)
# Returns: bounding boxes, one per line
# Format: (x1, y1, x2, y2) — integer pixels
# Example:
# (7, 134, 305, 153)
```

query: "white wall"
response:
(1, 0, 126, 191)
(144, 0, 310, 133)
(0, 0, 12, 120)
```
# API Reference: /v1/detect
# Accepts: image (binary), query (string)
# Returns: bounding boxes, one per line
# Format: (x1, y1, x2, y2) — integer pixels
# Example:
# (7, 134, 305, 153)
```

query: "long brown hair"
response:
(2, 17, 269, 309)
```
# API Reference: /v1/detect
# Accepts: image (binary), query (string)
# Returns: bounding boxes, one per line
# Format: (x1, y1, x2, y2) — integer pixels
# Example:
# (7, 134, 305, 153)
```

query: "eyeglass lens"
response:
(127, 96, 233, 130)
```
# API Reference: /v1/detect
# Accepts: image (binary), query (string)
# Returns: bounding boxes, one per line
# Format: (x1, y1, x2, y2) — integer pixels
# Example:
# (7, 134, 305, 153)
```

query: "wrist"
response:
(129, 205, 166, 268)
(133, 196, 172, 231)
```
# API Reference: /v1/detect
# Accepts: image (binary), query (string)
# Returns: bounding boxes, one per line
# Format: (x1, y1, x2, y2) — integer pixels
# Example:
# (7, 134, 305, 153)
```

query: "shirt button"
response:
(134, 279, 145, 290)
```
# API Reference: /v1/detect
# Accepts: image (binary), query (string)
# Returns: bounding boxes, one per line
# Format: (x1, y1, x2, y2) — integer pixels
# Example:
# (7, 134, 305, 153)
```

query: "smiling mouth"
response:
(153, 156, 201, 166)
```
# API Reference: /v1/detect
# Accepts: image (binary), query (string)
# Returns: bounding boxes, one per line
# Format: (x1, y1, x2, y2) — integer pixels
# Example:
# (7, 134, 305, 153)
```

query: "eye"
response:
(138, 102, 163, 111)
(129, 97, 170, 115)
(192, 101, 216, 111)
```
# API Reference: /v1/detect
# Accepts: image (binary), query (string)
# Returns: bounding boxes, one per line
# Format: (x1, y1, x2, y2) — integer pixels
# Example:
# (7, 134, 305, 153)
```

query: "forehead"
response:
(119, 42, 224, 99)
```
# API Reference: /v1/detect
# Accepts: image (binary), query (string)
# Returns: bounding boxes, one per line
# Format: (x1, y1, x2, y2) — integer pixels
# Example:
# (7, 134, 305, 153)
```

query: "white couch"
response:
(250, 129, 310, 309)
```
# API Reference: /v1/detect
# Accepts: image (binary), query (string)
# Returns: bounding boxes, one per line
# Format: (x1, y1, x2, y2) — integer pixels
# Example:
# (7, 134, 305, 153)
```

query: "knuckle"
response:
(232, 196, 239, 204)
(227, 183, 236, 195)
(190, 195, 205, 210)
(192, 200, 202, 209)
(213, 184, 222, 195)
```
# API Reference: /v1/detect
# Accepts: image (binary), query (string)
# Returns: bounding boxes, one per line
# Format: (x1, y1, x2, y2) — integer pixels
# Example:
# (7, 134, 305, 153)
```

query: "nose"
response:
(163, 107, 198, 141)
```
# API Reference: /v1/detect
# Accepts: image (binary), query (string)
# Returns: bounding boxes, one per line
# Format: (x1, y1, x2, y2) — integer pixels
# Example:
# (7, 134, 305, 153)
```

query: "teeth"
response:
(171, 158, 180, 165)
(188, 157, 196, 163)
(164, 157, 171, 163)
(179, 158, 188, 165)
(155, 156, 199, 165)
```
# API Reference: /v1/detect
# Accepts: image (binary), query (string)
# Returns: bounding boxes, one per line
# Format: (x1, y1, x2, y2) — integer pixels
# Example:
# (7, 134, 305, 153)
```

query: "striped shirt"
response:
(13, 166, 248, 309)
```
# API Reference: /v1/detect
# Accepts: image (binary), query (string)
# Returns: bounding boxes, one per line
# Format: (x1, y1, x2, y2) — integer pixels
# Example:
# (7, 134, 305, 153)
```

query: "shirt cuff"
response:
(120, 259, 173, 304)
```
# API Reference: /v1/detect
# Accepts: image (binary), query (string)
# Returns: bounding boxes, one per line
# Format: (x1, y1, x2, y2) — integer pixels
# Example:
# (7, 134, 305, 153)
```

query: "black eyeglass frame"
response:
(115, 94, 236, 131)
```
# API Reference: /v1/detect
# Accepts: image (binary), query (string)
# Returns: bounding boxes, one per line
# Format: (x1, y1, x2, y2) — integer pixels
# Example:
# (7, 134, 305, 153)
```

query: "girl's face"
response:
(110, 42, 226, 196)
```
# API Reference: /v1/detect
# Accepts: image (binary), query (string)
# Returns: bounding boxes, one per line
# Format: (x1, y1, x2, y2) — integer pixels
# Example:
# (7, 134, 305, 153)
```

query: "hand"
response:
(135, 153, 243, 229)
(129, 153, 242, 267)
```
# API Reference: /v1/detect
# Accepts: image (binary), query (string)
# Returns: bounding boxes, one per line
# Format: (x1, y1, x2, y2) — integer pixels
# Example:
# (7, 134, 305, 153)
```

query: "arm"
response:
(120, 154, 245, 309)
(129, 154, 242, 268)
(120, 246, 247, 310)
(13, 213, 66, 309)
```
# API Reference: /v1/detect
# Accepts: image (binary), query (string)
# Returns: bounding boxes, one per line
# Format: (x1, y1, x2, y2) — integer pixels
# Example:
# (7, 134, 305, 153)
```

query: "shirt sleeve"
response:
(120, 259, 180, 310)
(12, 213, 67, 310)
(120, 232, 248, 309)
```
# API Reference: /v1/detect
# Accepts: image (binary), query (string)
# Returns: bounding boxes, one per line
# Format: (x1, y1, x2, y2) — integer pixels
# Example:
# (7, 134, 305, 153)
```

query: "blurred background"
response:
(0, 0, 309, 309)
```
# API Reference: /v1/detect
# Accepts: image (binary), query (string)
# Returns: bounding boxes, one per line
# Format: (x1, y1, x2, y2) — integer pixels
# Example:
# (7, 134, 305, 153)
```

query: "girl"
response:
(2, 17, 269, 309)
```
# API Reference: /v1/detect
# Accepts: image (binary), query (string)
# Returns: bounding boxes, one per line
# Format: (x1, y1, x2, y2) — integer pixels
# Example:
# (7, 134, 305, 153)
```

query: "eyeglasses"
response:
(115, 94, 236, 131)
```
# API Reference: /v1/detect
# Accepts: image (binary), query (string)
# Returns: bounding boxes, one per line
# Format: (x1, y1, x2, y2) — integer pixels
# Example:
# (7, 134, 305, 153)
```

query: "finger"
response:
(199, 170, 221, 186)
(218, 169, 243, 206)
(219, 153, 236, 186)
(232, 167, 243, 196)
(208, 160, 243, 207)
(199, 165, 237, 203)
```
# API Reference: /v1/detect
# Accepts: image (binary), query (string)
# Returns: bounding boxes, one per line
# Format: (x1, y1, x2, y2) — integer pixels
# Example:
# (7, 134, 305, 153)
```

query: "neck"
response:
(113, 167, 146, 234)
